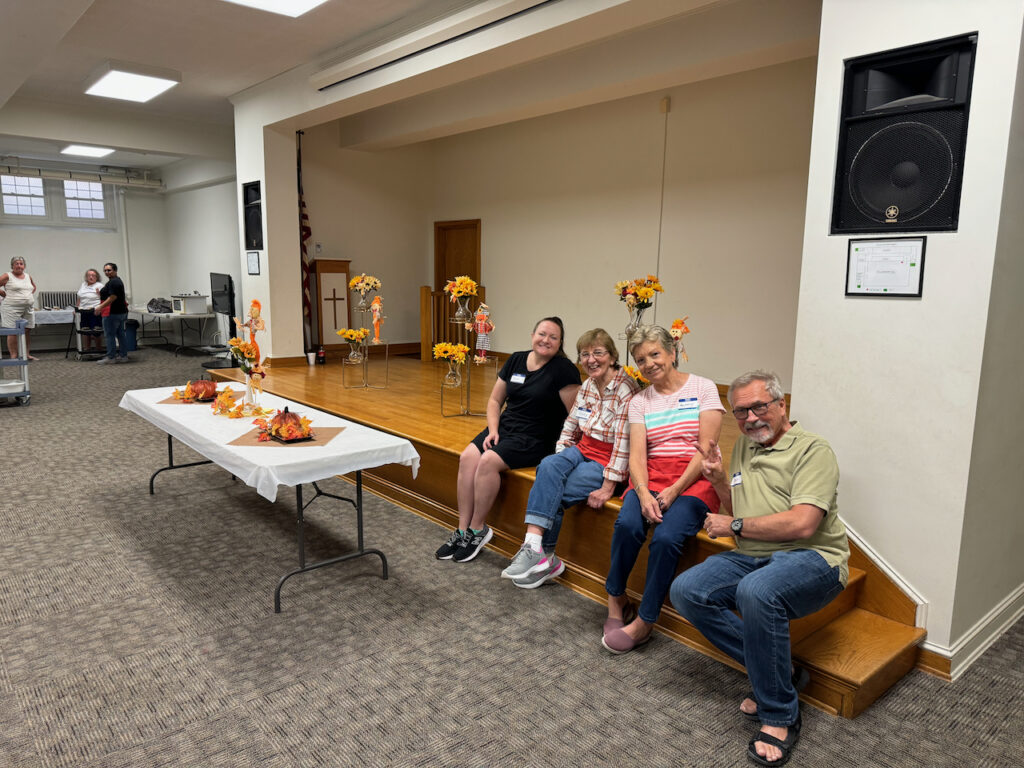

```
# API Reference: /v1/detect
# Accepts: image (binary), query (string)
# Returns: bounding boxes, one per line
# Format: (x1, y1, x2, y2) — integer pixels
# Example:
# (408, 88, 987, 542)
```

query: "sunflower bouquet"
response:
(443, 275, 478, 300)
(336, 327, 370, 343)
(623, 365, 650, 389)
(348, 274, 382, 296)
(433, 342, 471, 364)
(614, 275, 664, 310)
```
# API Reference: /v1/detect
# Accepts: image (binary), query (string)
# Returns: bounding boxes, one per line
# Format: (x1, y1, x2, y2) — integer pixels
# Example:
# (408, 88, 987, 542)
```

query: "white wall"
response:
(793, 0, 1024, 656)
(954, 25, 1024, 654)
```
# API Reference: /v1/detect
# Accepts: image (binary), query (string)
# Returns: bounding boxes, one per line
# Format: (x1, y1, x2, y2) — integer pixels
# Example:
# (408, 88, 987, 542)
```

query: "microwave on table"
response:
(171, 294, 208, 314)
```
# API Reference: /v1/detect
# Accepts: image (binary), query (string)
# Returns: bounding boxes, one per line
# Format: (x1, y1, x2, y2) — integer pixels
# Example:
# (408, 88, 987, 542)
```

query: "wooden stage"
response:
(213, 355, 928, 717)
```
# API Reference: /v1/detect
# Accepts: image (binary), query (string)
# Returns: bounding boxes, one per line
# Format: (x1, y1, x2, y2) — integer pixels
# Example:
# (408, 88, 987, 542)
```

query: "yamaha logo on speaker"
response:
(885, 205, 899, 222)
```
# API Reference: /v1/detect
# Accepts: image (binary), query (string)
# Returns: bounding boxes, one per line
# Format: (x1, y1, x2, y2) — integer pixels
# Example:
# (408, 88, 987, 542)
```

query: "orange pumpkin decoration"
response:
(191, 379, 218, 400)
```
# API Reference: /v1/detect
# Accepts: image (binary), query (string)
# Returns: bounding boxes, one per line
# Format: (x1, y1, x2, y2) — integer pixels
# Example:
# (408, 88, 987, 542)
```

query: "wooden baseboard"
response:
(915, 647, 952, 680)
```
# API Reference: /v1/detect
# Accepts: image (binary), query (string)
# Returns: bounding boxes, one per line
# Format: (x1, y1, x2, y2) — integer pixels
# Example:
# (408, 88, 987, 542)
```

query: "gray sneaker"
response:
(513, 553, 565, 589)
(501, 544, 544, 580)
(115, 356, 129, 363)
(96, 357, 116, 364)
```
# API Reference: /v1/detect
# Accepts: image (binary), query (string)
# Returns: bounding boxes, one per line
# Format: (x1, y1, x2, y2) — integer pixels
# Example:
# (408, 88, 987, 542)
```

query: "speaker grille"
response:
(835, 108, 965, 232)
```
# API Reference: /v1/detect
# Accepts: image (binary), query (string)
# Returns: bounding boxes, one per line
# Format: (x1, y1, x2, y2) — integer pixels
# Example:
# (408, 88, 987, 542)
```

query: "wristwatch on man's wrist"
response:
(730, 518, 744, 537)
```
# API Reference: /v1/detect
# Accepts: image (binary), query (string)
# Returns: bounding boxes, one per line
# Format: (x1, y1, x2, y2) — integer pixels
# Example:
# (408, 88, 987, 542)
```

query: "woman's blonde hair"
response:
(627, 325, 678, 369)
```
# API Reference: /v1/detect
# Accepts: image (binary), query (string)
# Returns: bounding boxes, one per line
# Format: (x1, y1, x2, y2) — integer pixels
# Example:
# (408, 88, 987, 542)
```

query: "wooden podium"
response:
(314, 259, 351, 348)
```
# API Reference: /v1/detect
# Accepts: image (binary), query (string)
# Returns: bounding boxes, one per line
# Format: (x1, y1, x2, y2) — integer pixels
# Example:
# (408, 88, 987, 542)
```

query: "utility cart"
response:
(0, 319, 30, 406)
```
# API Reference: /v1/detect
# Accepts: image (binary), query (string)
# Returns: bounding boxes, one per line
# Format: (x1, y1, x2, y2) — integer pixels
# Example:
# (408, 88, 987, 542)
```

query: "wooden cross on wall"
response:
(323, 288, 345, 329)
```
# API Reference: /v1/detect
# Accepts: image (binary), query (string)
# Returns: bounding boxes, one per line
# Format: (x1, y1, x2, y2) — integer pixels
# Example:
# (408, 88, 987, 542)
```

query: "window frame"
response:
(0, 175, 118, 230)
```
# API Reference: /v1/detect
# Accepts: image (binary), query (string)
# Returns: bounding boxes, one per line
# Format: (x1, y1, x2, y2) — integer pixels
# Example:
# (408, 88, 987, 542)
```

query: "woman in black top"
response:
(435, 317, 581, 563)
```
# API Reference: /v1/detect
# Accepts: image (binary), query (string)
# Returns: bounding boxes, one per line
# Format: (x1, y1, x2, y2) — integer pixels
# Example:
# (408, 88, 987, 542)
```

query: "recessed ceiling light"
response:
(62, 145, 116, 158)
(219, 0, 329, 17)
(84, 61, 181, 103)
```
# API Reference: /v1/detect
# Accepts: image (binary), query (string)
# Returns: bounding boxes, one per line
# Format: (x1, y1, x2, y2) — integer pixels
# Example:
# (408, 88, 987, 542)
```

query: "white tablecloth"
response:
(33, 309, 74, 324)
(119, 386, 420, 501)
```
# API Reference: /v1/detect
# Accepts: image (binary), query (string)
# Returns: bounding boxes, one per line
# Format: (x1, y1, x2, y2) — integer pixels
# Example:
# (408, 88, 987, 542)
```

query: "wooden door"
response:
(433, 220, 481, 339)
(315, 259, 351, 349)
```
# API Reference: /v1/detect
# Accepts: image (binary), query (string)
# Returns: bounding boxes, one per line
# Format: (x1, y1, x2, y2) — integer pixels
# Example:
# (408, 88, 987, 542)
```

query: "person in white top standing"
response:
(76, 268, 105, 353)
(0, 256, 38, 360)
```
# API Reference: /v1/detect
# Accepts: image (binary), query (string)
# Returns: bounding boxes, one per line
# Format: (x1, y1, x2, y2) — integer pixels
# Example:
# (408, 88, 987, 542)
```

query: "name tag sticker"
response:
(510, 373, 527, 384)
(730, 472, 742, 487)
(576, 407, 592, 419)
(677, 397, 698, 410)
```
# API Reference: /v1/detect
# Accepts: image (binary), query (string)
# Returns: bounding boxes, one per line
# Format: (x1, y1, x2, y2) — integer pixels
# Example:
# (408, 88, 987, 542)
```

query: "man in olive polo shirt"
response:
(670, 370, 848, 767)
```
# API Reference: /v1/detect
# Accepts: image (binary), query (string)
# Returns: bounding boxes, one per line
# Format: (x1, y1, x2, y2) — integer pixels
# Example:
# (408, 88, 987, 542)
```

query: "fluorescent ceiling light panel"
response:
(61, 145, 115, 158)
(219, 0, 329, 17)
(84, 61, 181, 103)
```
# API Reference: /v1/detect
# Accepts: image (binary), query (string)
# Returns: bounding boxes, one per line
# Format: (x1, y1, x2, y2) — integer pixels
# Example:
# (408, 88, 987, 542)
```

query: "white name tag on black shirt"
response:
(510, 373, 526, 384)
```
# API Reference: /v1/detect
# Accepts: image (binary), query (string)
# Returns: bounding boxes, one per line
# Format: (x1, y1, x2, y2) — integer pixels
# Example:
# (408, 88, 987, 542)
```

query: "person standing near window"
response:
(0, 256, 38, 360)
(93, 262, 129, 363)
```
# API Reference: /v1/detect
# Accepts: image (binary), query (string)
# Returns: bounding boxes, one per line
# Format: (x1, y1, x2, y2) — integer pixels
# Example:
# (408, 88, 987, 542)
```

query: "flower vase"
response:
(454, 296, 472, 322)
(355, 292, 370, 311)
(443, 359, 463, 388)
(243, 373, 261, 409)
(347, 342, 364, 364)
(625, 305, 649, 341)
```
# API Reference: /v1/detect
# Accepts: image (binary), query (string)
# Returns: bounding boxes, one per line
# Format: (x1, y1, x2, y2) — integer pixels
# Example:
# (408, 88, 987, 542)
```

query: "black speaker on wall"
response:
(242, 181, 263, 250)
(831, 33, 977, 234)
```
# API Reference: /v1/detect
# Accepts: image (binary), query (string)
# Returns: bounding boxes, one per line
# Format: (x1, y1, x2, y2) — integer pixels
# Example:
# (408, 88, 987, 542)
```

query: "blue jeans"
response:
(102, 313, 127, 359)
(605, 489, 707, 624)
(524, 446, 606, 551)
(670, 549, 844, 726)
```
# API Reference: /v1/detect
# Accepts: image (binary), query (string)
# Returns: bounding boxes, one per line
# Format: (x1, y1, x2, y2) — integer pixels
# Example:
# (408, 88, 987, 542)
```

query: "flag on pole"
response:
(297, 131, 313, 351)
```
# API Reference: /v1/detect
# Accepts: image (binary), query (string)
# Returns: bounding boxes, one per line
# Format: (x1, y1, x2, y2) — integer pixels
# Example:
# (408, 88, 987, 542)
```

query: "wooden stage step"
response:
(211, 357, 927, 718)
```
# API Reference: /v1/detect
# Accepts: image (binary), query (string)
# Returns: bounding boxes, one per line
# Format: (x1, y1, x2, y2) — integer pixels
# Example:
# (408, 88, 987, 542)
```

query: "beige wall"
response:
(425, 59, 814, 381)
(300, 124, 433, 343)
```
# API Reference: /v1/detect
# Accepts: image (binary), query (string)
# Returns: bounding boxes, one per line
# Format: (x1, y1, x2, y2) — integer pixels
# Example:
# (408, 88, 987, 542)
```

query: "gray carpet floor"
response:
(1, 349, 1021, 767)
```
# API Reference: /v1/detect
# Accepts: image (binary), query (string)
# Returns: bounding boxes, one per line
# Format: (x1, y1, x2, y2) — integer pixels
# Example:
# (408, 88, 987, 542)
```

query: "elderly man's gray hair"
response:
(728, 370, 784, 404)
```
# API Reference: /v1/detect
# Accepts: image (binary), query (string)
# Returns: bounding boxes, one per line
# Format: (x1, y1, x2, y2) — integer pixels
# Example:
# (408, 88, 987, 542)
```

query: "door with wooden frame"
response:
(433, 220, 481, 343)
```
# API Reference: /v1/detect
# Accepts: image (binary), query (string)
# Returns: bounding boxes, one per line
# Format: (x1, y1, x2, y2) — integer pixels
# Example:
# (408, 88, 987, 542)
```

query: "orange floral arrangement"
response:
(253, 407, 314, 442)
(614, 275, 664, 310)
(443, 275, 478, 300)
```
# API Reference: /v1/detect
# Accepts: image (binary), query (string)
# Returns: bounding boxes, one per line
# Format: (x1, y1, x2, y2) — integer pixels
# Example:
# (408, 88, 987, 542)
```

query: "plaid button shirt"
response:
(556, 366, 638, 483)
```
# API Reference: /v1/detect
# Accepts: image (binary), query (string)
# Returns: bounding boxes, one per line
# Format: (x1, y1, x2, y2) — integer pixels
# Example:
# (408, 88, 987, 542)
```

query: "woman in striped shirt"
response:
(602, 325, 724, 654)
(500, 328, 639, 589)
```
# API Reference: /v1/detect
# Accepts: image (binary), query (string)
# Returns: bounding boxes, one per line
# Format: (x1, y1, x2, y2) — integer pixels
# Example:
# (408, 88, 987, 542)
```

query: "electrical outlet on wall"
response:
(315, 242, 322, 254)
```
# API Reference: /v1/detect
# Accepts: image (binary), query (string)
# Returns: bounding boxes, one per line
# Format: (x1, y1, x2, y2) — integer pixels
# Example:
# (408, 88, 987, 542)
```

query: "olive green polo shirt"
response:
(730, 422, 850, 586)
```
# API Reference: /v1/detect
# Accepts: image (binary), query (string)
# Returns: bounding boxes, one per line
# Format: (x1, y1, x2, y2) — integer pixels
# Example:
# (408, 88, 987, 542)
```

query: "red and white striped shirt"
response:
(628, 374, 724, 459)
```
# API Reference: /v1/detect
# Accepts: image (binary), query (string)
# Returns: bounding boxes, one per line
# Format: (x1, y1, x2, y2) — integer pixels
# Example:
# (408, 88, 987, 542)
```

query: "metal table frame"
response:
(148, 432, 388, 612)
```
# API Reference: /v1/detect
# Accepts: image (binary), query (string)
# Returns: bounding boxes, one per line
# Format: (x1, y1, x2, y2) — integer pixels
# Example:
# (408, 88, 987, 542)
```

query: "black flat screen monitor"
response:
(210, 272, 235, 317)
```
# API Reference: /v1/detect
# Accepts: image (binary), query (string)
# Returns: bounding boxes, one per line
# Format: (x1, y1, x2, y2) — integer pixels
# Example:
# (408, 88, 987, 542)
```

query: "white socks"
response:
(524, 532, 543, 553)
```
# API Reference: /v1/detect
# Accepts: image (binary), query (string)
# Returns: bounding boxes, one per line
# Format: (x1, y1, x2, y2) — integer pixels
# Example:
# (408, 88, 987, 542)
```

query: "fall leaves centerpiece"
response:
(253, 407, 315, 443)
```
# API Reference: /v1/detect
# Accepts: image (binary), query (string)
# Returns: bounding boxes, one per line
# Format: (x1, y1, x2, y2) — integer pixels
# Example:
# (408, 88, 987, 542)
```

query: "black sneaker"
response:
(452, 525, 493, 563)
(435, 529, 466, 560)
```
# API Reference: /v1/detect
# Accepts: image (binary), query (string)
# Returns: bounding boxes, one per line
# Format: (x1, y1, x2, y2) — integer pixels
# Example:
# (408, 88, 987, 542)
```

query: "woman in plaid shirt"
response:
(500, 328, 639, 589)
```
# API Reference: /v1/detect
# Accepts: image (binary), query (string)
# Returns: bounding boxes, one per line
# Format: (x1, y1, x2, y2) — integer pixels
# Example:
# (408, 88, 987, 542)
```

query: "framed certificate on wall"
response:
(846, 237, 925, 297)
(246, 251, 260, 275)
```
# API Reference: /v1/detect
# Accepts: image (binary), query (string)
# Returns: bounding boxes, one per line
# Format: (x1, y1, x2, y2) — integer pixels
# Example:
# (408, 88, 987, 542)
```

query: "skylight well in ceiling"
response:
(84, 61, 181, 103)
(218, 0, 329, 17)
(61, 145, 115, 158)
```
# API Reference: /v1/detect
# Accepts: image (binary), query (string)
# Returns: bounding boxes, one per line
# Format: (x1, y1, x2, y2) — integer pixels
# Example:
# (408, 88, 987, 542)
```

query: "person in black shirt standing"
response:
(435, 317, 581, 563)
(94, 262, 129, 363)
